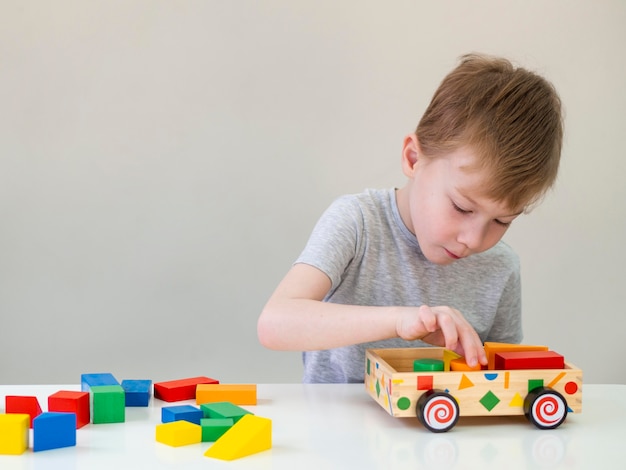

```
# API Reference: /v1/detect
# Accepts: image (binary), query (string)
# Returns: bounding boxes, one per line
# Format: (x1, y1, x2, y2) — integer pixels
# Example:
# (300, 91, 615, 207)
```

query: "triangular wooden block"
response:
(204, 414, 271, 461)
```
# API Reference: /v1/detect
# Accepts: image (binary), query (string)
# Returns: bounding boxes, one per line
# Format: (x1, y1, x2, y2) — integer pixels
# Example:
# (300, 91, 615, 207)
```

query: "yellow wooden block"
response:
(483, 342, 549, 370)
(155, 420, 202, 447)
(204, 414, 271, 461)
(0, 413, 30, 455)
(196, 384, 257, 405)
(442, 349, 462, 371)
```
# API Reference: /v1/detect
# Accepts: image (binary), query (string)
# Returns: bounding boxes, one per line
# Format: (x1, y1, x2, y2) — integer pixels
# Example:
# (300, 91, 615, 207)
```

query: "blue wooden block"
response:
(33, 412, 77, 452)
(161, 405, 203, 425)
(81, 373, 119, 392)
(121, 380, 152, 407)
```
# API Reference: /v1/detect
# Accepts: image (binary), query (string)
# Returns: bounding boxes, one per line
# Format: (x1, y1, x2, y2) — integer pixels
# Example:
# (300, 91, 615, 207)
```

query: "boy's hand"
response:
(396, 305, 487, 368)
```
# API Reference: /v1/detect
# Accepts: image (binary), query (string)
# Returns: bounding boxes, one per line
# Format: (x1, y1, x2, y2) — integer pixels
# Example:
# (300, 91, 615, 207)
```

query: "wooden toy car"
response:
(365, 344, 582, 432)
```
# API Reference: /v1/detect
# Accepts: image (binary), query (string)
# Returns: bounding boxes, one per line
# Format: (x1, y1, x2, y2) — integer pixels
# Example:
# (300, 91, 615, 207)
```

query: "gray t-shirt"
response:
(296, 188, 522, 383)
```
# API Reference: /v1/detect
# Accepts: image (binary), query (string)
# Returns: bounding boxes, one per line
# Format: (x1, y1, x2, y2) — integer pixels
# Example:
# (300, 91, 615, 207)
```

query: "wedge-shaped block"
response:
(201, 418, 234, 442)
(156, 420, 202, 447)
(91, 385, 125, 424)
(162, 405, 203, 425)
(196, 384, 257, 405)
(201, 402, 252, 423)
(81, 373, 119, 392)
(495, 350, 565, 370)
(33, 412, 77, 452)
(0, 413, 30, 455)
(48, 391, 90, 428)
(204, 414, 271, 460)
(121, 380, 152, 407)
(154, 376, 219, 402)
(5, 395, 42, 428)
(483, 342, 549, 370)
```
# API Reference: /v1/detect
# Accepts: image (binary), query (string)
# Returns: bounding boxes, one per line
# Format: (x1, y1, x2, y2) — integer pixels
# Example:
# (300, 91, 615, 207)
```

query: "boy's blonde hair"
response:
(416, 53, 563, 211)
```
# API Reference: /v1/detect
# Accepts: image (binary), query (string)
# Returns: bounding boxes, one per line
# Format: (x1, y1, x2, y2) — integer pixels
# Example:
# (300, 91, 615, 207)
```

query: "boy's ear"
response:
(401, 133, 421, 177)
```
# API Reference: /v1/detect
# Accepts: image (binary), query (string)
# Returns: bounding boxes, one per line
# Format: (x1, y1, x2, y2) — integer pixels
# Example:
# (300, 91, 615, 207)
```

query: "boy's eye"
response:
(494, 219, 512, 227)
(452, 202, 470, 214)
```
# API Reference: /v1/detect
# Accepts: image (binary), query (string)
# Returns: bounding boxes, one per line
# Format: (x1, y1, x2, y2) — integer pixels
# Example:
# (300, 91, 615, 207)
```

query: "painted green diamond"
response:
(375, 379, 381, 398)
(480, 391, 500, 411)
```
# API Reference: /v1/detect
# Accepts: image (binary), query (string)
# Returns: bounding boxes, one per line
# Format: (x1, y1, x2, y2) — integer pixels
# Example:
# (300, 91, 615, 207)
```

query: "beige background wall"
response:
(1, 1, 624, 384)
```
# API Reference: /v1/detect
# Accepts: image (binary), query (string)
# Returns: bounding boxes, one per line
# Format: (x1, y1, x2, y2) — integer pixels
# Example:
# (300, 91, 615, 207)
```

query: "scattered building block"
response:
(156, 420, 202, 447)
(162, 405, 203, 425)
(413, 358, 444, 372)
(483, 342, 549, 370)
(5, 395, 42, 428)
(450, 357, 482, 372)
(201, 402, 253, 423)
(204, 414, 271, 461)
(121, 380, 152, 407)
(0, 413, 30, 455)
(48, 391, 90, 428)
(81, 373, 120, 392)
(201, 418, 234, 442)
(196, 384, 257, 406)
(154, 376, 219, 402)
(91, 385, 125, 424)
(494, 350, 565, 370)
(33, 412, 77, 452)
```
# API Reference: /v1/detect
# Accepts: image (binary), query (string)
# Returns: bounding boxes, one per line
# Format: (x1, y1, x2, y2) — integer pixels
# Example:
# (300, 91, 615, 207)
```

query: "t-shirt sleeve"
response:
(295, 195, 364, 292)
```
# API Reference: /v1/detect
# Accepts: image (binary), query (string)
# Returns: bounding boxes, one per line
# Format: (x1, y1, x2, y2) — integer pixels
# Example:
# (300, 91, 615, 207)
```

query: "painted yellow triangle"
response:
(509, 393, 524, 408)
(458, 374, 474, 390)
(204, 414, 271, 460)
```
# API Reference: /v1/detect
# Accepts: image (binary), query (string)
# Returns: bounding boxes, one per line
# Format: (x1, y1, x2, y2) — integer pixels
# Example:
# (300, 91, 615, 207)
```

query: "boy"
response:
(257, 54, 563, 383)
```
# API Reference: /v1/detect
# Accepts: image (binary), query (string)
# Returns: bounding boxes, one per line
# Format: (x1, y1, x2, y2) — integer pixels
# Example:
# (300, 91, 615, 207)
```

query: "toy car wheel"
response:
(416, 389, 460, 433)
(524, 387, 568, 430)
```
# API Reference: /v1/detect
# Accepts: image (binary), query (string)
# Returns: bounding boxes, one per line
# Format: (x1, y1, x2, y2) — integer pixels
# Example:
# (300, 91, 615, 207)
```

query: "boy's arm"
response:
(257, 263, 487, 367)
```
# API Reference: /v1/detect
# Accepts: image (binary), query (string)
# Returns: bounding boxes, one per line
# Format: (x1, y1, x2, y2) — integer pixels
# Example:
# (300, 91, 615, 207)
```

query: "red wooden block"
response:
(5, 396, 43, 428)
(494, 350, 565, 370)
(154, 376, 219, 402)
(48, 391, 91, 428)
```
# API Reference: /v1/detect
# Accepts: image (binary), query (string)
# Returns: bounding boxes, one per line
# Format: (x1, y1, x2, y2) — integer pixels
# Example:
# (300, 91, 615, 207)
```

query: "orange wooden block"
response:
(196, 384, 257, 405)
(483, 342, 549, 370)
(494, 350, 565, 370)
(449, 357, 482, 371)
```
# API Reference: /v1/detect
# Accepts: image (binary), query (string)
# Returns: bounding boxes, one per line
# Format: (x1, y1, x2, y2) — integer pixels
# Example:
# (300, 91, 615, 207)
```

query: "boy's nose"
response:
(457, 222, 486, 251)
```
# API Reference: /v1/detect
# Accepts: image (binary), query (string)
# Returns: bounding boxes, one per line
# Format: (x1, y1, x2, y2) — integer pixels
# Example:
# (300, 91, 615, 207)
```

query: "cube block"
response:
(91, 385, 125, 424)
(0, 413, 30, 455)
(81, 373, 119, 392)
(201, 418, 234, 442)
(121, 380, 152, 407)
(33, 412, 77, 452)
(48, 391, 90, 428)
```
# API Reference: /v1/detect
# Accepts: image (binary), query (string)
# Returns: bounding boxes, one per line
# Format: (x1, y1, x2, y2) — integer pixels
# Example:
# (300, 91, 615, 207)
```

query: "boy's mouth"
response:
(444, 248, 461, 260)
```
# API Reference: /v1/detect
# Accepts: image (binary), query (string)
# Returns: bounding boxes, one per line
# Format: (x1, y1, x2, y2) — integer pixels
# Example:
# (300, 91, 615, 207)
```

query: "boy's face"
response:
(398, 136, 521, 265)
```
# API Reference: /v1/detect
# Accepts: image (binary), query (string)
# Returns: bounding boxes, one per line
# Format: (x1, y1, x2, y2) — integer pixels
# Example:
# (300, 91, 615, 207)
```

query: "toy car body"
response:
(365, 347, 582, 432)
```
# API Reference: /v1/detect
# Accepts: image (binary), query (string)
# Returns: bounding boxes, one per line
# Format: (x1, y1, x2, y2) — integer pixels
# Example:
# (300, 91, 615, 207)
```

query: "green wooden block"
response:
(413, 358, 445, 372)
(91, 385, 125, 424)
(200, 402, 252, 423)
(200, 418, 234, 442)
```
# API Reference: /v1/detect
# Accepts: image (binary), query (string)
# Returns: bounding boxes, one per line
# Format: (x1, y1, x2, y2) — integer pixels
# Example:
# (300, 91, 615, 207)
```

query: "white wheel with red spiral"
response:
(524, 387, 568, 430)
(416, 389, 460, 433)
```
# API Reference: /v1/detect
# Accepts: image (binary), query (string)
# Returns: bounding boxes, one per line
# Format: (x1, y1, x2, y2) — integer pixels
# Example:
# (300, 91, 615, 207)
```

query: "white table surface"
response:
(1, 383, 624, 469)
